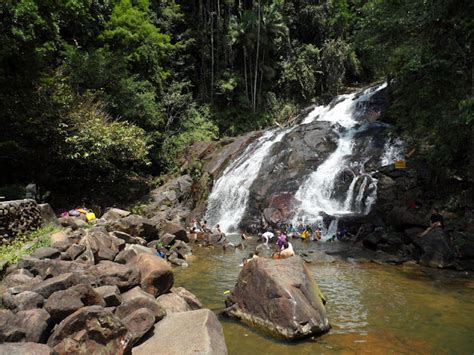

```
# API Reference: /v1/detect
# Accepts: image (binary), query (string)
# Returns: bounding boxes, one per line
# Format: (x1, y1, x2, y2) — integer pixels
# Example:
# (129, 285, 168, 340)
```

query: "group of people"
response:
(265, 223, 323, 241)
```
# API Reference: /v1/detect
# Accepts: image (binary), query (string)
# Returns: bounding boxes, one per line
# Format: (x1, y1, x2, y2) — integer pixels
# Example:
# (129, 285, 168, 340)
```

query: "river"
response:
(175, 236, 474, 354)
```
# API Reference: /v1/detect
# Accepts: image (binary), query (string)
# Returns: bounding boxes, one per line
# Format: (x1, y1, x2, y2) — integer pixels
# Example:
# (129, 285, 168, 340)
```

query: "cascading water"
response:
(293, 84, 387, 226)
(205, 82, 402, 238)
(205, 128, 291, 233)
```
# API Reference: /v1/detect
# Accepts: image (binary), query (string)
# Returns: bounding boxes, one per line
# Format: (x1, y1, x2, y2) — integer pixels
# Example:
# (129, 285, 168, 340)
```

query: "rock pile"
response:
(0, 208, 227, 354)
(0, 200, 43, 240)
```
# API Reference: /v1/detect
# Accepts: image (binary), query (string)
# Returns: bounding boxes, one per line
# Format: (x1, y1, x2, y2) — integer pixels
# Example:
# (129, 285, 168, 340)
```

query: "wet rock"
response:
(170, 240, 192, 259)
(90, 261, 141, 291)
(2, 290, 44, 311)
(115, 294, 165, 322)
(94, 285, 122, 307)
(224, 256, 329, 340)
(31, 247, 61, 260)
(255, 244, 273, 258)
(122, 308, 155, 346)
(386, 206, 428, 229)
(132, 309, 227, 355)
(129, 253, 173, 297)
(415, 229, 455, 268)
(48, 306, 130, 354)
(0, 343, 53, 355)
(168, 253, 189, 267)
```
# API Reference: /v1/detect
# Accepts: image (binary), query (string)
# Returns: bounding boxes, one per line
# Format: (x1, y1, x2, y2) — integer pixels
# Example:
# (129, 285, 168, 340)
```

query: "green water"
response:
(174, 238, 474, 354)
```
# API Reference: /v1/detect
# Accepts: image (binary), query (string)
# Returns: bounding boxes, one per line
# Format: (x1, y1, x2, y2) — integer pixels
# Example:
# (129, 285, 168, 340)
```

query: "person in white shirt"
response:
(261, 231, 274, 245)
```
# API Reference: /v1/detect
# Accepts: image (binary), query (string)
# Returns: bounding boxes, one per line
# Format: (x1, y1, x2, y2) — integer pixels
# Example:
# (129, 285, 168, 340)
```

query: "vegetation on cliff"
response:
(1, 0, 472, 202)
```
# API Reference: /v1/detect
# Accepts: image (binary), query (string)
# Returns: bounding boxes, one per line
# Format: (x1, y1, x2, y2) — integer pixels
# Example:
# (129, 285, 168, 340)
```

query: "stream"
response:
(175, 236, 474, 354)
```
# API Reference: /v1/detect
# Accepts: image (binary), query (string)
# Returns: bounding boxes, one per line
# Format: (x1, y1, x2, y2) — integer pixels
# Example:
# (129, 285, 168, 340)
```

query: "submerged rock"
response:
(223, 256, 329, 340)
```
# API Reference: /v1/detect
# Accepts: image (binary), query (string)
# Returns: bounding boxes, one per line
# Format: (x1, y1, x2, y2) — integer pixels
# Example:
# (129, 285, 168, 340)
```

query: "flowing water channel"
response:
(175, 237, 474, 354)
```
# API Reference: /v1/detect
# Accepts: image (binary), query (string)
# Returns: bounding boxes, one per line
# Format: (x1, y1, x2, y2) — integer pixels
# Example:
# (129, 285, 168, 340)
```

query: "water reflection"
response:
(174, 238, 474, 354)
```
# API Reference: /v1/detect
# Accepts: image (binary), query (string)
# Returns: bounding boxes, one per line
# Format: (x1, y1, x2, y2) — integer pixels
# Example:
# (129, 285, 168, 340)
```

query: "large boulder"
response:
(160, 222, 189, 243)
(223, 256, 329, 340)
(116, 287, 166, 322)
(0, 309, 52, 343)
(90, 261, 141, 291)
(102, 208, 131, 222)
(129, 253, 173, 297)
(2, 290, 44, 311)
(415, 229, 455, 268)
(0, 343, 53, 355)
(38, 203, 59, 227)
(0, 269, 42, 290)
(48, 306, 131, 354)
(132, 309, 227, 355)
(44, 284, 105, 323)
(121, 308, 155, 346)
(110, 215, 158, 242)
(156, 287, 202, 314)
(31, 247, 61, 260)
(94, 285, 122, 307)
(17, 257, 90, 279)
(32, 272, 85, 298)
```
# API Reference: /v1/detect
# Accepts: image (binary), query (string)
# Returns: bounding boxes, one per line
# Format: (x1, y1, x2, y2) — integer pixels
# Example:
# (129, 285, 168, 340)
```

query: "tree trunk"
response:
(253, 1, 261, 113)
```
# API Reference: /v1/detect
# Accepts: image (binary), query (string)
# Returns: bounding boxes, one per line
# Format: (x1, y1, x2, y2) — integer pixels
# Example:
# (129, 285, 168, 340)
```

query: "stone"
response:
(171, 287, 202, 310)
(1, 269, 42, 289)
(115, 248, 139, 264)
(125, 244, 155, 256)
(48, 306, 131, 354)
(0, 310, 24, 342)
(2, 290, 44, 311)
(113, 231, 138, 244)
(38, 203, 59, 227)
(120, 286, 155, 303)
(111, 215, 159, 241)
(0, 343, 53, 355)
(58, 216, 88, 230)
(90, 261, 141, 291)
(160, 222, 189, 243)
(156, 293, 192, 314)
(32, 273, 83, 298)
(31, 247, 61, 260)
(121, 308, 155, 345)
(170, 240, 192, 259)
(45, 284, 105, 323)
(16, 308, 53, 343)
(102, 208, 131, 222)
(159, 233, 176, 247)
(65, 244, 85, 260)
(132, 309, 227, 355)
(50, 231, 72, 251)
(80, 228, 124, 263)
(115, 297, 165, 322)
(129, 253, 173, 297)
(94, 285, 122, 307)
(224, 256, 329, 340)
(168, 254, 189, 267)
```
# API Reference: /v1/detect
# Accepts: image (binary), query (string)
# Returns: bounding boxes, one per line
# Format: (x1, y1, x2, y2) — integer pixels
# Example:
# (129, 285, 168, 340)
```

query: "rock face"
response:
(132, 309, 227, 355)
(47, 306, 130, 354)
(224, 256, 329, 340)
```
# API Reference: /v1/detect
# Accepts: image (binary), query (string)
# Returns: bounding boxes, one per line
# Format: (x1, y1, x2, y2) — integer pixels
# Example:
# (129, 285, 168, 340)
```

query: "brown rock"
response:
(224, 256, 329, 340)
(48, 306, 131, 354)
(132, 309, 227, 355)
(156, 293, 192, 314)
(115, 296, 165, 322)
(121, 308, 155, 345)
(2, 290, 44, 311)
(171, 287, 202, 310)
(31, 272, 83, 298)
(129, 253, 173, 297)
(16, 308, 53, 343)
(90, 261, 141, 291)
(94, 285, 122, 307)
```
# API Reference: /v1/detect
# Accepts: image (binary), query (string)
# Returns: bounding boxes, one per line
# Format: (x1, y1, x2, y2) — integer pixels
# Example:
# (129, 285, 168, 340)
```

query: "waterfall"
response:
(205, 82, 401, 236)
(293, 83, 387, 223)
(205, 128, 291, 233)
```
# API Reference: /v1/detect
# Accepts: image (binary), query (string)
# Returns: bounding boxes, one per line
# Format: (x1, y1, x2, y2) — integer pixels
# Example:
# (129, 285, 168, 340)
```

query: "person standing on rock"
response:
(277, 231, 287, 250)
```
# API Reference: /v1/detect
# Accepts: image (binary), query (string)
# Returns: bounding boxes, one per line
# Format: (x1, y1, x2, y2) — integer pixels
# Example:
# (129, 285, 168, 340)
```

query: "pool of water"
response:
(174, 237, 474, 354)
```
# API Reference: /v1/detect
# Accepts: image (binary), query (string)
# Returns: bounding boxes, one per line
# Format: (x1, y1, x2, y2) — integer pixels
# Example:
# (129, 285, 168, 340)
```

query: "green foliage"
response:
(0, 225, 56, 268)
